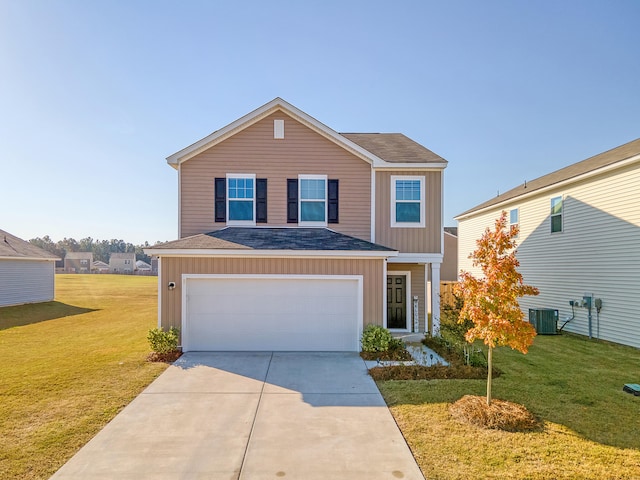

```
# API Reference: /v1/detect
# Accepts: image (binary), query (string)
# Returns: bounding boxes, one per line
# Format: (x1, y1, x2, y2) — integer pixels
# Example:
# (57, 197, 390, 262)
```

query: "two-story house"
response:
(147, 98, 448, 352)
(64, 252, 93, 273)
(456, 138, 640, 349)
(109, 252, 136, 274)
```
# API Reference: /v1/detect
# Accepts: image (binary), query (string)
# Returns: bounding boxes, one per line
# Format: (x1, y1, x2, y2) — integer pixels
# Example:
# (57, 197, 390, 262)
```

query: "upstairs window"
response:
(287, 177, 338, 225)
(509, 208, 519, 237)
(215, 175, 267, 226)
(550, 196, 563, 233)
(391, 176, 425, 228)
(299, 175, 327, 225)
(228, 175, 255, 223)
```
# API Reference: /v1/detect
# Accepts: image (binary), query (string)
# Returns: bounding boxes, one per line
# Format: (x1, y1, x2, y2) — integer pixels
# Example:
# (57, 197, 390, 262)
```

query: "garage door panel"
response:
(184, 277, 360, 351)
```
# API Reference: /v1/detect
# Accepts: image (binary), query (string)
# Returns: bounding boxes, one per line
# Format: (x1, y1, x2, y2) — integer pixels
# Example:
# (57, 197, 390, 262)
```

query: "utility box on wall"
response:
(529, 308, 559, 335)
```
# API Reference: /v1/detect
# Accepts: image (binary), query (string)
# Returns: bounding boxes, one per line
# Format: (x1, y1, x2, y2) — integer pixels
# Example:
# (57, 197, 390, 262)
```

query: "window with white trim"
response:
(391, 176, 425, 227)
(550, 196, 563, 233)
(299, 175, 327, 226)
(227, 174, 256, 225)
(509, 208, 519, 237)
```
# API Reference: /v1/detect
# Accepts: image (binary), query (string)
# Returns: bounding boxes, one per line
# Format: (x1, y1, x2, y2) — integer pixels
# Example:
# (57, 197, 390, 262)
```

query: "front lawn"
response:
(378, 334, 640, 479)
(0, 274, 168, 480)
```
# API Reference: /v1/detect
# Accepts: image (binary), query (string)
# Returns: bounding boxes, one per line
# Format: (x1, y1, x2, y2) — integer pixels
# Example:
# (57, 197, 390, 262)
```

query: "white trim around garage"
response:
(180, 273, 364, 352)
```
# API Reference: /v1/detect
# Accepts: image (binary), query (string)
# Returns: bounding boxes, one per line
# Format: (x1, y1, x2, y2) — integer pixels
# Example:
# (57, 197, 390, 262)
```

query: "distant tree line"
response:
(28, 236, 162, 266)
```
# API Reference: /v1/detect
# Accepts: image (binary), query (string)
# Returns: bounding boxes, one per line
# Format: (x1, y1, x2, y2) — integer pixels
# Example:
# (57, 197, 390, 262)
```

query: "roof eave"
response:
(166, 97, 389, 168)
(144, 248, 398, 258)
(455, 151, 640, 221)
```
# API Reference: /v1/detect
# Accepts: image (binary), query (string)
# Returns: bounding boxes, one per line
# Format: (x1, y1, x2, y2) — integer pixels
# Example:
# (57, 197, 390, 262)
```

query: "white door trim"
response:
(385, 270, 411, 332)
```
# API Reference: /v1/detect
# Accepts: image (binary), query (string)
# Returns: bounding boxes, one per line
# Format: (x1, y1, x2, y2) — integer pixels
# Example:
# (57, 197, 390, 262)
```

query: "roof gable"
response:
(457, 137, 640, 219)
(166, 98, 448, 169)
(0, 229, 59, 260)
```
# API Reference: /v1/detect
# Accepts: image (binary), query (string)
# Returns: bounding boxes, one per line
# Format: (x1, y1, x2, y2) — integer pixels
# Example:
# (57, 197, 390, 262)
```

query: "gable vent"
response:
(274, 119, 284, 139)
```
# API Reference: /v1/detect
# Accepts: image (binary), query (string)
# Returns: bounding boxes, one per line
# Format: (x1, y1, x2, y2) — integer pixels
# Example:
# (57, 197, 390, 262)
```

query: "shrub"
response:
(147, 327, 180, 354)
(361, 325, 395, 353)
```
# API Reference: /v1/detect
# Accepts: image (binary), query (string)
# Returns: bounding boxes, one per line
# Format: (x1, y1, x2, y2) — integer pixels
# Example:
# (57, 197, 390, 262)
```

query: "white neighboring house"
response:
(456, 138, 640, 349)
(135, 260, 152, 272)
(0, 229, 60, 307)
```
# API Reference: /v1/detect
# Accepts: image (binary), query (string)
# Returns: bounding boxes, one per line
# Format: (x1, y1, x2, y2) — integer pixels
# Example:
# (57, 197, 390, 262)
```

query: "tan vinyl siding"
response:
(441, 232, 458, 281)
(180, 112, 371, 239)
(388, 263, 427, 331)
(375, 170, 442, 253)
(458, 161, 640, 348)
(159, 256, 384, 334)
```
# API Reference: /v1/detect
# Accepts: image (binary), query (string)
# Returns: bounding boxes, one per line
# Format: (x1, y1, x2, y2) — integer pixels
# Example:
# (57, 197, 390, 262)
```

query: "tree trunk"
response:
(486, 346, 493, 406)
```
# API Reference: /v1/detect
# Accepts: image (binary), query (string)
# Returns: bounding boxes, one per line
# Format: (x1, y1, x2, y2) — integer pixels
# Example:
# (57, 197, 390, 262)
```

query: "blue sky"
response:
(1, 0, 638, 244)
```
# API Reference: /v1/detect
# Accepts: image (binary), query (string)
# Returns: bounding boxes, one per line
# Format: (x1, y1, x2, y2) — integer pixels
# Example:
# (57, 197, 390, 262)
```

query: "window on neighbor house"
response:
(550, 196, 563, 233)
(391, 176, 425, 227)
(299, 175, 327, 225)
(80, 259, 88, 265)
(509, 208, 519, 237)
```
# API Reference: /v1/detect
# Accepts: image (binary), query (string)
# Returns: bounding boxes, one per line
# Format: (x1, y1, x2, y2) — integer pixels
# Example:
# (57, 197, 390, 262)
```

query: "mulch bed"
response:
(147, 350, 182, 363)
(368, 363, 500, 381)
(360, 348, 413, 362)
(449, 394, 541, 432)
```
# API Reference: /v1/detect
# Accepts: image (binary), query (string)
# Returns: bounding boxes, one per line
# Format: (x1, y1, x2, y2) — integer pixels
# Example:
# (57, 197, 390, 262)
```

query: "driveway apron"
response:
(51, 352, 424, 480)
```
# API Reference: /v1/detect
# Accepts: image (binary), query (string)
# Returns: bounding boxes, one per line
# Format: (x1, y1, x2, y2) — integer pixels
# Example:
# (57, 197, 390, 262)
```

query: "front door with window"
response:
(387, 275, 406, 329)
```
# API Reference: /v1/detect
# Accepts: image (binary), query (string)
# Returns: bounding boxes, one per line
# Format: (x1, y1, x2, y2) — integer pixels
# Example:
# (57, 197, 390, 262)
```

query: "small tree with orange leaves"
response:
(455, 211, 539, 406)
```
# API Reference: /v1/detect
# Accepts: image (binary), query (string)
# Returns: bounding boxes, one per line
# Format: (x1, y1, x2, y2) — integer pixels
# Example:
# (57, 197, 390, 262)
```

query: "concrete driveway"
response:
(51, 352, 424, 479)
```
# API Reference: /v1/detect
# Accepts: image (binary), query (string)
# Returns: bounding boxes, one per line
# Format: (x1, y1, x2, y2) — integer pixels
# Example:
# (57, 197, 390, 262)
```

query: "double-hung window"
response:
(550, 196, 563, 233)
(299, 175, 327, 226)
(227, 174, 256, 225)
(509, 208, 519, 237)
(391, 176, 425, 227)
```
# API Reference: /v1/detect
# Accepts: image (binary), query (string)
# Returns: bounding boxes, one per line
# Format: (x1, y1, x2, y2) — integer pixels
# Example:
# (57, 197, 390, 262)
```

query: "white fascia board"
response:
(0, 256, 59, 262)
(144, 249, 398, 259)
(373, 163, 448, 170)
(388, 252, 443, 264)
(166, 97, 388, 168)
(455, 153, 640, 221)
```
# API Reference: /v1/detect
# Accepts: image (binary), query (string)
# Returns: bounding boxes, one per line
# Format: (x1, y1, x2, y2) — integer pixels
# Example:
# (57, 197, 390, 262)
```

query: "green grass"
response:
(378, 334, 640, 479)
(0, 274, 168, 480)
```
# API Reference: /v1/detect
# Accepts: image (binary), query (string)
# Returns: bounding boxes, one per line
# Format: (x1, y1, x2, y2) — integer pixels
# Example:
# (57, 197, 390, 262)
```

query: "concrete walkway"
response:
(51, 352, 424, 479)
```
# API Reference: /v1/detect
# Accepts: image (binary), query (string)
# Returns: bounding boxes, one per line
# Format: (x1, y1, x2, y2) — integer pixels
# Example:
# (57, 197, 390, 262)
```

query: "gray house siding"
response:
(0, 259, 55, 307)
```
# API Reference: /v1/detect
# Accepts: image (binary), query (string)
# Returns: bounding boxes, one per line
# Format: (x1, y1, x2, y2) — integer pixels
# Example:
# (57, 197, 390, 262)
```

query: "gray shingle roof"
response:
(341, 133, 447, 164)
(152, 228, 396, 252)
(457, 137, 640, 218)
(0, 229, 59, 260)
(65, 252, 93, 260)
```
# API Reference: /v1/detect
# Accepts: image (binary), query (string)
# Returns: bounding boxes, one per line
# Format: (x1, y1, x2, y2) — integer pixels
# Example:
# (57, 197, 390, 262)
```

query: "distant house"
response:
(0, 229, 59, 307)
(64, 252, 93, 273)
(92, 260, 110, 273)
(441, 227, 458, 282)
(109, 253, 136, 274)
(135, 260, 152, 272)
(456, 138, 640, 349)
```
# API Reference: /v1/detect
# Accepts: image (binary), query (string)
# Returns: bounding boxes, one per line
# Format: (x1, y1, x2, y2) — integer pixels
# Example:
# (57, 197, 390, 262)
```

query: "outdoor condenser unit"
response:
(528, 308, 559, 335)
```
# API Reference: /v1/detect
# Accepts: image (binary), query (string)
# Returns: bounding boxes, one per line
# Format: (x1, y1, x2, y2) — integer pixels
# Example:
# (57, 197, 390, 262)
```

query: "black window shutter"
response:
(214, 177, 226, 223)
(328, 179, 339, 224)
(256, 178, 268, 223)
(287, 179, 298, 223)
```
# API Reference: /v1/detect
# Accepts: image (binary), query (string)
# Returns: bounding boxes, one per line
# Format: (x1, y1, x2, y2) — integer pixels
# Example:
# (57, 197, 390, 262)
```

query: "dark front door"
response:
(387, 275, 406, 329)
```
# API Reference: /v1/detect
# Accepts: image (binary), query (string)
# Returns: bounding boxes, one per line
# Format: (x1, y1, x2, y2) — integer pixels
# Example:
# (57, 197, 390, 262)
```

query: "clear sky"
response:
(1, 0, 638, 245)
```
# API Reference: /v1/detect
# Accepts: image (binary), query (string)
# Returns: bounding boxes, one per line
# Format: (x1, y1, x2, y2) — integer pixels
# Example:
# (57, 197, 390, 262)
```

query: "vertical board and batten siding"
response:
(160, 257, 384, 333)
(0, 260, 55, 307)
(374, 170, 442, 253)
(458, 162, 640, 348)
(388, 263, 427, 331)
(180, 112, 372, 240)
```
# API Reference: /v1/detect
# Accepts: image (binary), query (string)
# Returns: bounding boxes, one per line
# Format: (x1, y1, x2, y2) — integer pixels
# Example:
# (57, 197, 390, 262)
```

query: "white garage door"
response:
(183, 275, 362, 352)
